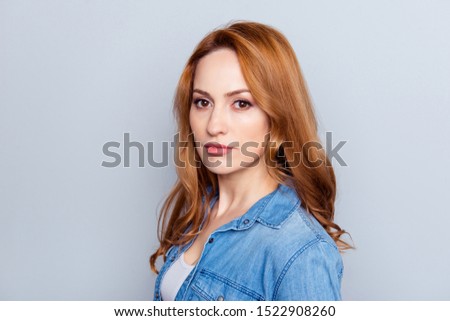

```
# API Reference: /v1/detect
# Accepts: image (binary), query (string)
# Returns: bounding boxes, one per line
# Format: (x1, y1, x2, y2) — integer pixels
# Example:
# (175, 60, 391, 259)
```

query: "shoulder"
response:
(278, 206, 342, 272)
(254, 183, 339, 257)
(257, 202, 341, 266)
(272, 236, 343, 300)
(270, 204, 343, 300)
(250, 185, 343, 300)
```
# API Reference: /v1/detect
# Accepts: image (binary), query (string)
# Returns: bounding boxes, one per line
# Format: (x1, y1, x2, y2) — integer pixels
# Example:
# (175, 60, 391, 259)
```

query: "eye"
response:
(233, 99, 252, 110)
(193, 98, 211, 109)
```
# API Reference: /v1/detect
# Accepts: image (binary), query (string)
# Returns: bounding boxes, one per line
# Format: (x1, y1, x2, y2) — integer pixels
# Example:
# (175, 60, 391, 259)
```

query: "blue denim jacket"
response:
(153, 183, 343, 301)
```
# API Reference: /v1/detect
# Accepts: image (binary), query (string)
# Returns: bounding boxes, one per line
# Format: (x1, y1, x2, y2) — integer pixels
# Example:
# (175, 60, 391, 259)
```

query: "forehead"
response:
(193, 48, 248, 91)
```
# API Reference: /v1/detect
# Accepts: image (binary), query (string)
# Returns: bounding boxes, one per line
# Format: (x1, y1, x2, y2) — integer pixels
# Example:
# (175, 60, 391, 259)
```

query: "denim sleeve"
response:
(273, 240, 343, 301)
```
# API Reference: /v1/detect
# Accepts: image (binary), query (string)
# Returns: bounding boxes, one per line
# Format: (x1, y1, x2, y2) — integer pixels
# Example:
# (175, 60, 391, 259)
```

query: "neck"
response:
(214, 160, 279, 219)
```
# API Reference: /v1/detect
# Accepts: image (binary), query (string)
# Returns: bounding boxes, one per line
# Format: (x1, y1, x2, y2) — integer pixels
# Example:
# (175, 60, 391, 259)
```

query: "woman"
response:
(150, 21, 352, 301)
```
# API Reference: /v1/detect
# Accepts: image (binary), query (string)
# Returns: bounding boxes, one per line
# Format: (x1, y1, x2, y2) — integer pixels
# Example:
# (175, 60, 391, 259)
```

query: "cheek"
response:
(189, 110, 207, 146)
(189, 108, 194, 129)
(244, 113, 270, 140)
(235, 115, 269, 156)
(189, 109, 199, 135)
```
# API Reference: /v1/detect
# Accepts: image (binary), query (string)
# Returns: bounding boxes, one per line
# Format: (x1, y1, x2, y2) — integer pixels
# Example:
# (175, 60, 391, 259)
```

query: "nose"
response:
(206, 104, 228, 137)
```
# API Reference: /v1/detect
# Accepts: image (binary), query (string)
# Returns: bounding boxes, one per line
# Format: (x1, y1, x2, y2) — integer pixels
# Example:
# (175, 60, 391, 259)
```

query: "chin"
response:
(203, 165, 242, 176)
(203, 158, 263, 176)
(205, 158, 260, 175)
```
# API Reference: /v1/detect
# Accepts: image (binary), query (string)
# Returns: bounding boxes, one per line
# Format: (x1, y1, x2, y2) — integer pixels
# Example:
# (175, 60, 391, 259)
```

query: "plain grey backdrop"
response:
(1, 0, 449, 300)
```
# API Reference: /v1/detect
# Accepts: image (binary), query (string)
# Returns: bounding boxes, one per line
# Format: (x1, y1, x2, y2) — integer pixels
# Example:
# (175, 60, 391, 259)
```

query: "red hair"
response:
(150, 21, 352, 274)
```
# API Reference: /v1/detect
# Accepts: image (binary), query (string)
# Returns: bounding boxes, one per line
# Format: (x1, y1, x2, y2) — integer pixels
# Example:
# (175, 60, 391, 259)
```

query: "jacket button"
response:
(243, 219, 250, 224)
(208, 237, 214, 243)
(217, 295, 224, 301)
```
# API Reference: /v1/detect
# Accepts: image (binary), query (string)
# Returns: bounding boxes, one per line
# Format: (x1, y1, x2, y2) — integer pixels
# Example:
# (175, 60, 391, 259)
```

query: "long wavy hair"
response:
(150, 21, 352, 274)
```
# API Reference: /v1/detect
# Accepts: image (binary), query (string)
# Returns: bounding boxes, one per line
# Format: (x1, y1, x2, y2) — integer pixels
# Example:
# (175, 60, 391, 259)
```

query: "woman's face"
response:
(189, 48, 270, 176)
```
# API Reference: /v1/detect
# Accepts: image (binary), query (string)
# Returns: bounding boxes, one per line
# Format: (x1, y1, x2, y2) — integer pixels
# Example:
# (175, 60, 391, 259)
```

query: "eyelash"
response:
(192, 98, 253, 110)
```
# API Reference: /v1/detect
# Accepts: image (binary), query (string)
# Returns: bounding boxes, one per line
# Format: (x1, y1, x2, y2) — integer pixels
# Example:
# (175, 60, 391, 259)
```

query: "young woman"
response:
(150, 21, 352, 301)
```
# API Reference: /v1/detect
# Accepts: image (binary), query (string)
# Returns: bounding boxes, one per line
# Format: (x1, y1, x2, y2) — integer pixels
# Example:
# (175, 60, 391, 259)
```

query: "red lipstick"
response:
(204, 143, 233, 156)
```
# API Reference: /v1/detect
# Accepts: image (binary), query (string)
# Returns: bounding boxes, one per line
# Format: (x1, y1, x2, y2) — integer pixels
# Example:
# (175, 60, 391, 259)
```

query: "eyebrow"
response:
(192, 88, 250, 100)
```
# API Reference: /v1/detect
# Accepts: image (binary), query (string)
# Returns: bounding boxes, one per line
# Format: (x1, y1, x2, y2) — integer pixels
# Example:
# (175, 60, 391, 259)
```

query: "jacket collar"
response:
(209, 182, 301, 231)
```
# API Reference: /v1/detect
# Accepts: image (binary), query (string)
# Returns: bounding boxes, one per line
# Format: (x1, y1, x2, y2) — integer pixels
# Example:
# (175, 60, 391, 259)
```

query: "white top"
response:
(160, 252, 196, 301)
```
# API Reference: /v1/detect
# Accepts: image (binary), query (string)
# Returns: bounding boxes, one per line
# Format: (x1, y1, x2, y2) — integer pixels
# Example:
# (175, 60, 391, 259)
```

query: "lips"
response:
(204, 143, 234, 156)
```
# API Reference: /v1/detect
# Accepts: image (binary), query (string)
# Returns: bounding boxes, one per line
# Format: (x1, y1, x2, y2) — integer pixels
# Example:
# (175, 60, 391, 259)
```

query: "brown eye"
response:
(193, 98, 210, 108)
(234, 100, 252, 109)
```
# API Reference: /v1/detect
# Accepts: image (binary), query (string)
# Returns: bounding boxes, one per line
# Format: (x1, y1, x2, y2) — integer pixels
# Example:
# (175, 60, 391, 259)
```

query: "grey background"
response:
(1, 0, 449, 300)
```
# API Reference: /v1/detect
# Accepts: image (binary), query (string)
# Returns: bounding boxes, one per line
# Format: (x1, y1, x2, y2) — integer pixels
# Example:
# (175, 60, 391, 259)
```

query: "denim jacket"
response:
(153, 183, 343, 301)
